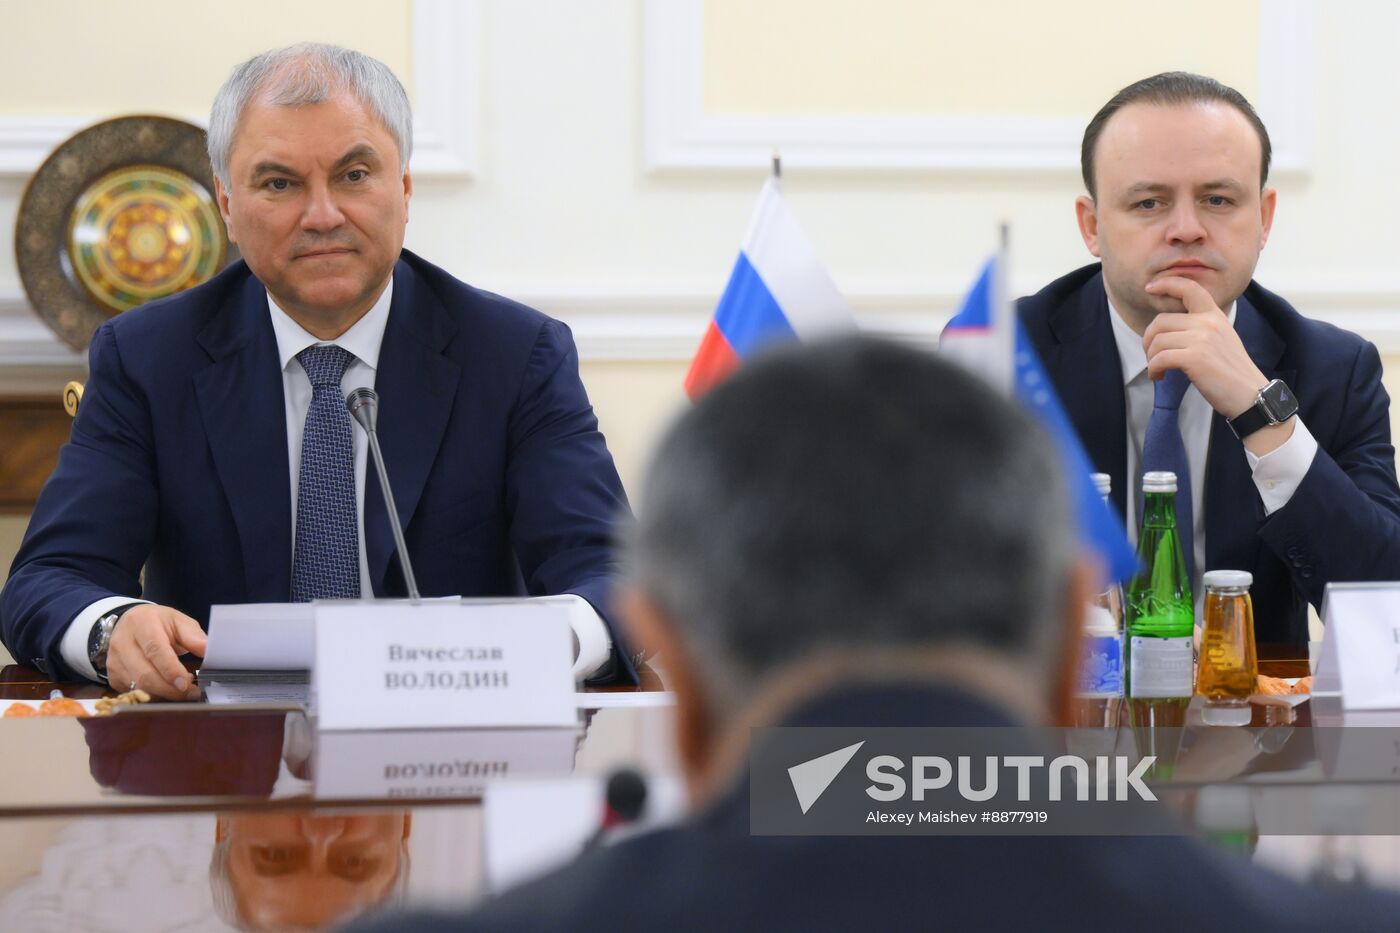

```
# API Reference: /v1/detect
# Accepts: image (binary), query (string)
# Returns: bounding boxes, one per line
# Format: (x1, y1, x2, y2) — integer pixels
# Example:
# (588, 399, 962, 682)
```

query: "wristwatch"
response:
(87, 604, 139, 679)
(1227, 379, 1299, 440)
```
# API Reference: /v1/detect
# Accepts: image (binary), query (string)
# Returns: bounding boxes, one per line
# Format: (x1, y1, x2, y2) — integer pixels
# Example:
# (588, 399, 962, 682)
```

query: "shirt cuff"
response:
(58, 596, 153, 683)
(528, 594, 613, 681)
(1245, 418, 1319, 515)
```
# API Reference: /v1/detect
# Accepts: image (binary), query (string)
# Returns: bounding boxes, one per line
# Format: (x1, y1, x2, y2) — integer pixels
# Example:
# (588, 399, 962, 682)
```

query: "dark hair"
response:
(627, 336, 1074, 716)
(1081, 71, 1272, 198)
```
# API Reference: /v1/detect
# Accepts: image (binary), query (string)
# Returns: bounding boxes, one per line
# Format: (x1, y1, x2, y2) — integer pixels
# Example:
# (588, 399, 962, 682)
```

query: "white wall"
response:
(1, 0, 1399, 525)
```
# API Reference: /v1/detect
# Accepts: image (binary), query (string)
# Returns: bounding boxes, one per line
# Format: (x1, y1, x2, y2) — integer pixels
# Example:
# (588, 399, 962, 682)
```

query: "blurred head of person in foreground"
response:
(347, 336, 1400, 933)
(624, 335, 1088, 804)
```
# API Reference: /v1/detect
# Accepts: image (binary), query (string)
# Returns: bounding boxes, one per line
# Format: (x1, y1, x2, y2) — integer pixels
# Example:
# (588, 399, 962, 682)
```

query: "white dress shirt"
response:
(61, 277, 612, 681)
(1106, 292, 1318, 617)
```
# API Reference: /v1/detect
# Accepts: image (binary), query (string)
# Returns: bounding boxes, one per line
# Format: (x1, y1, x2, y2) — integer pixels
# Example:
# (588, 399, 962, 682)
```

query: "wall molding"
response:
(409, 0, 482, 177)
(643, 0, 1312, 174)
(0, 0, 480, 179)
(6, 280, 1400, 368)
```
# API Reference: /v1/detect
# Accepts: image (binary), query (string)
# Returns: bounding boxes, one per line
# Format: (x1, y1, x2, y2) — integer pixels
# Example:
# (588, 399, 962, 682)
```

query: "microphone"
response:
(582, 768, 648, 851)
(346, 388, 421, 602)
(601, 768, 648, 828)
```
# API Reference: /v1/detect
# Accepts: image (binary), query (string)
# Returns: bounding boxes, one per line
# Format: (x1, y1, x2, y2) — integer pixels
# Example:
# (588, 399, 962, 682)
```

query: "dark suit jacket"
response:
(349, 682, 1400, 932)
(1019, 264, 1400, 646)
(0, 250, 636, 682)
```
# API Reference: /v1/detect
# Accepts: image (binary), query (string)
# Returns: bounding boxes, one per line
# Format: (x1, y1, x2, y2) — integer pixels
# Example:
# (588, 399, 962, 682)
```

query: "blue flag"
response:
(943, 258, 1139, 584)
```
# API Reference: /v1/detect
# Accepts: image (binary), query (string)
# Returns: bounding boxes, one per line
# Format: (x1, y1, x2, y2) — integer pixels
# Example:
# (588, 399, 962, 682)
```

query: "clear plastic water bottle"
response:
(1072, 474, 1124, 728)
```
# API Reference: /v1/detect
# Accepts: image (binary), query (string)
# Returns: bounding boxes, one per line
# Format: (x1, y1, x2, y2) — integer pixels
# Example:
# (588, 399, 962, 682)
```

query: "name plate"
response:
(1316, 583, 1400, 710)
(314, 602, 578, 730)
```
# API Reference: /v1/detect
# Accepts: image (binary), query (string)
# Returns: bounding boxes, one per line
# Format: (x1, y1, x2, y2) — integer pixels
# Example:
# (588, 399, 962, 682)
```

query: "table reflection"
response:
(0, 664, 671, 928)
(0, 806, 484, 931)
(83, 709, 307, 800)
(212, 809, 411, 931)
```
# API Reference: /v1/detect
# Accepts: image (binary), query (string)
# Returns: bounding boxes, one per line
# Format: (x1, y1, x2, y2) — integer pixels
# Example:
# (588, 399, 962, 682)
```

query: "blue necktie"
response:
(1141, 369, 1194, 586)
(291, 345, 361, 602)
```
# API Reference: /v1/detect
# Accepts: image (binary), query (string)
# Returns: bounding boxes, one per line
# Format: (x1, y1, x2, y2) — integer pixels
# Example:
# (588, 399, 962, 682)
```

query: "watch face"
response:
(87, 617, 106, 659)
(1260, 380, 1299, 422)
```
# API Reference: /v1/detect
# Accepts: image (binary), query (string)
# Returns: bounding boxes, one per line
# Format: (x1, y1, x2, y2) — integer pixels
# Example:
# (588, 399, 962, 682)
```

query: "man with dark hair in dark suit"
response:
(1020, 72, 1400, 647)
(352, 337, 1400, 932)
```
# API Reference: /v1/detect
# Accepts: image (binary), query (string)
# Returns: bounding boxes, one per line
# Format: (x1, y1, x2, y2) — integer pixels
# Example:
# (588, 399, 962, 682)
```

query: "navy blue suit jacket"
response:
(1019, 264, 1400, 646)
(349, 682, 1400, 932)
(1, 250, 636, 682)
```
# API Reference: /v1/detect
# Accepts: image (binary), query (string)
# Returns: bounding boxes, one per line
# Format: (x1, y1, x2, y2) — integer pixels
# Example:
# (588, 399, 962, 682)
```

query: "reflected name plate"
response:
(315, 727, 583, 800)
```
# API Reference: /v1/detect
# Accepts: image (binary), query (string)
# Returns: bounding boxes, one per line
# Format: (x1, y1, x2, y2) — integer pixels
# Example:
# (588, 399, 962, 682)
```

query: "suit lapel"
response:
(193, 272, 293, 601)
(1044, 275, 1130, 518)
(1203, 290, 1292, 571)
(365, 259, 462, 594)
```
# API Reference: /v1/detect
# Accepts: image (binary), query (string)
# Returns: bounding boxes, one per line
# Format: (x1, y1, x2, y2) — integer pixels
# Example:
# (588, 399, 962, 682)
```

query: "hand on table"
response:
(105, 604, 207, 700)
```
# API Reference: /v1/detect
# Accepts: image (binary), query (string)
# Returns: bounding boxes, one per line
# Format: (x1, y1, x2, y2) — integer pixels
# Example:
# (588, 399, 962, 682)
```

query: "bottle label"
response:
(1128, 636, 1193, 697)
(1077, 634, 1123, 698)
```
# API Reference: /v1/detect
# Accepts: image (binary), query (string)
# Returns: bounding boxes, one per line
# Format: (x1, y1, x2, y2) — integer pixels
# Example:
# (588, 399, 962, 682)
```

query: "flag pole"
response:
(992, 222, 1014, 394)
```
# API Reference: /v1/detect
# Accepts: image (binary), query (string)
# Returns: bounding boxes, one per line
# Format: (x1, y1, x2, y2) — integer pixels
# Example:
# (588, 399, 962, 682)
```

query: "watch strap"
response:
(88, 602, 142, 676)
(1228, 379, 1296, 441)
(1227, 400, 1271, 440)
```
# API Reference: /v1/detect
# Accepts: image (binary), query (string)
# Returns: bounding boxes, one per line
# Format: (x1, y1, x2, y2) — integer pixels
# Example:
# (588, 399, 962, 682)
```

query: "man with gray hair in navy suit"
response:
(2, 44, 635, 697)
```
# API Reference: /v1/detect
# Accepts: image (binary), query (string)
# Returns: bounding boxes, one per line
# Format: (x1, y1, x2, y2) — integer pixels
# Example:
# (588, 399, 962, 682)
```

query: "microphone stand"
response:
(346, 388, 421, 603)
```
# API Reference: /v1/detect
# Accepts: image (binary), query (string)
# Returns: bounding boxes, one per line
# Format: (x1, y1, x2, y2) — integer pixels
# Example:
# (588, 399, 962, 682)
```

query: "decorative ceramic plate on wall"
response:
(15, 115, 238, 351)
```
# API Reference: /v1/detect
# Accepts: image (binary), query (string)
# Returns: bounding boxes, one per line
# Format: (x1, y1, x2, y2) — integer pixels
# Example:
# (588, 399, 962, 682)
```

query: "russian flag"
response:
(685, 178, 855, 399)
(944, 257, 1139, 584)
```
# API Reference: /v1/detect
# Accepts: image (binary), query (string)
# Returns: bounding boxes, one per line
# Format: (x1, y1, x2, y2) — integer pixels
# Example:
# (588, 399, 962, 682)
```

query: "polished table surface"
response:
(1252, 643, 1311, 678)
(0, 648, 1313, 818)
(0, 648, 1374, 931)
(0, 661, 675, 814)
(0, 661, 680, 929)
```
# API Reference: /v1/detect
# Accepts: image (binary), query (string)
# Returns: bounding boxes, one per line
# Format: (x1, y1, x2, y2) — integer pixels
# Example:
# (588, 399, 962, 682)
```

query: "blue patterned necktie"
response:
(291, 345, 361, 601)
(1140, 369, 1194, 585)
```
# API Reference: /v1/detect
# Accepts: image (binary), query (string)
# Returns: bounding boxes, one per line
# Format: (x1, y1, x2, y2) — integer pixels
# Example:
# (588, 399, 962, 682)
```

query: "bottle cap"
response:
(1091, 472, 1111, 499)
(1141, 470, 1177, 493)
(1203, 569, 1253, 590)
(1201, 704, 1253, 727)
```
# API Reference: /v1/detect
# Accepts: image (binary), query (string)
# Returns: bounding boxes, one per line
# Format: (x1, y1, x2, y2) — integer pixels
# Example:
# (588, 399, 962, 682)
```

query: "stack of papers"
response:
(199, 603, 315, 680)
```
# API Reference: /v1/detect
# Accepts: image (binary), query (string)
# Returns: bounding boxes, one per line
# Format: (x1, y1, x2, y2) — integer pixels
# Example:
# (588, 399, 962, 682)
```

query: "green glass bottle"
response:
(1126, 470, 1194, 693)
(1125, 470, 1193, 778)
